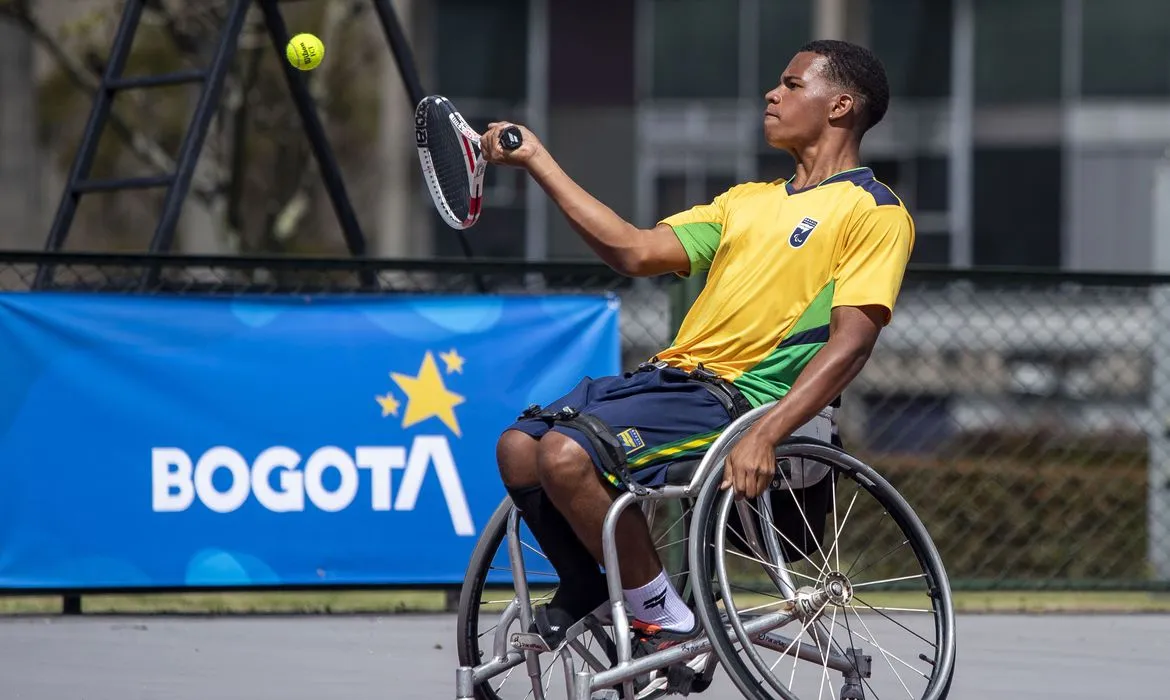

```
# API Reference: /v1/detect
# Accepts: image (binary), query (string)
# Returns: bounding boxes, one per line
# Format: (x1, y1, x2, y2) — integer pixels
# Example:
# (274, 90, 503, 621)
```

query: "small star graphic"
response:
(375, 392, 400, 417)
(439, 348, 465, 374)
(392, 351, 466, 436)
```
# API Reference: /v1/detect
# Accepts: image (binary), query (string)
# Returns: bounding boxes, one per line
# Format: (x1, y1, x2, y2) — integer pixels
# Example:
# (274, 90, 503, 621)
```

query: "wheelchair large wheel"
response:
(456, 495, 702, 700)
(690, 437, 957, 700)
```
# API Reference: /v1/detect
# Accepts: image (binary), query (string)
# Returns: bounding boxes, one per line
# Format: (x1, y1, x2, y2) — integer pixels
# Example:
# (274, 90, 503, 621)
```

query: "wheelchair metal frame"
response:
(455, 402, 876, 700)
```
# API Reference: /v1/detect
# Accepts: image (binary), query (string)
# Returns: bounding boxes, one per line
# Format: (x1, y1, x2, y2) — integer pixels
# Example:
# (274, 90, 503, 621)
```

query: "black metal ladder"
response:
(35, 0, 428, 289)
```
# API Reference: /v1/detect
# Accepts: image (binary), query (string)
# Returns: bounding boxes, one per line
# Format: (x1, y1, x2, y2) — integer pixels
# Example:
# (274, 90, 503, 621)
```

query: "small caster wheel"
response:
(840, 682, 866, 700)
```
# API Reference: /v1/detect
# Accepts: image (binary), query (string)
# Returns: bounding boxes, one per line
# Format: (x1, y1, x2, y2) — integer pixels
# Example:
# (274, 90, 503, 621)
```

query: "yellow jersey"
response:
(656, 166, 915, 407)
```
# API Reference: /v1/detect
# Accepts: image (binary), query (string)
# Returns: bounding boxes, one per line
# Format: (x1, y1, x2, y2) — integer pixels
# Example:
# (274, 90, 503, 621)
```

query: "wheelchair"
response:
(454, 401, 957, 700)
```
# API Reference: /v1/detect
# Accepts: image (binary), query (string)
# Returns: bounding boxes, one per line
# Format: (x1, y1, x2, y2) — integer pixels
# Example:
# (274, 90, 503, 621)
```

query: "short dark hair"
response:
(799, 39, 890, 133)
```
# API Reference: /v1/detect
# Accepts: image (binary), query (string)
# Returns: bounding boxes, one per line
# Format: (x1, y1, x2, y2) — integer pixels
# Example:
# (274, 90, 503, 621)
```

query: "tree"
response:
(0, 0, 385, 255)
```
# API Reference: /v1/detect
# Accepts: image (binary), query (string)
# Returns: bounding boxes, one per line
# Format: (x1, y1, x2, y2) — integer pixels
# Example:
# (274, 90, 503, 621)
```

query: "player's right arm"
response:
(480, 122, 690, 277)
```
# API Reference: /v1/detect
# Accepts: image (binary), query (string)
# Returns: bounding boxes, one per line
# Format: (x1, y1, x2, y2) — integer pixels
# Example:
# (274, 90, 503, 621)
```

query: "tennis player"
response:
(480, 39, 914, 655)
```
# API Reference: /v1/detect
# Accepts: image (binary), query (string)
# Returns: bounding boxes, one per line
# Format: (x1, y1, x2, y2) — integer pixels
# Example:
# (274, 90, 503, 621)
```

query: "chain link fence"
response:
(845, 269, 1168, 590)
(1, 253, 1166, 590)
(0, 251, 675, 371)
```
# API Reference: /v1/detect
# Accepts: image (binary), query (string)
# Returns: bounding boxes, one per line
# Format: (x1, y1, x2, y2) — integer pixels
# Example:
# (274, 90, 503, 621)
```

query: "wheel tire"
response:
(689, 437, 957, 700)
(455, 496, 515, 700)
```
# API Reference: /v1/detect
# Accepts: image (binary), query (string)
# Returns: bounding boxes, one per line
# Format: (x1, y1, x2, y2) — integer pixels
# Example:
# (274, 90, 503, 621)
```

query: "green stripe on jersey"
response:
(671, 222, 722, 277)
(733, 280, 836, 407)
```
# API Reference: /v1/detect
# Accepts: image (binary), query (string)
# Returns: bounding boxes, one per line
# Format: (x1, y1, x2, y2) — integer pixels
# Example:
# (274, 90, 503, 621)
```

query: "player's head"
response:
(763, 39, 889, 152)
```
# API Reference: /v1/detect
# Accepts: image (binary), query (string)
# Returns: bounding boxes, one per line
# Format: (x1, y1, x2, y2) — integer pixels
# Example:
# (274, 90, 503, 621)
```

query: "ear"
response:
(827, 92, 856, 123)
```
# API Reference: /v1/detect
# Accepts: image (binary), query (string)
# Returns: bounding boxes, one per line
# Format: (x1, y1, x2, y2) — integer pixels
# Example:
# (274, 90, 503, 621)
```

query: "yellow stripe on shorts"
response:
(627, 430, 721, 470)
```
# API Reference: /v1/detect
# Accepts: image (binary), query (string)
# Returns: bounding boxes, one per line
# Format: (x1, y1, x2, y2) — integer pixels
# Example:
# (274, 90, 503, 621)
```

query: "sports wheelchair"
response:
(454, 402, 957, 700)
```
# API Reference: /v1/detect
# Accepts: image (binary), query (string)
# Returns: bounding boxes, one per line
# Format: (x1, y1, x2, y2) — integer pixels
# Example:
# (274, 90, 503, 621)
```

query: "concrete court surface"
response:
(0, 613, 1166, 699)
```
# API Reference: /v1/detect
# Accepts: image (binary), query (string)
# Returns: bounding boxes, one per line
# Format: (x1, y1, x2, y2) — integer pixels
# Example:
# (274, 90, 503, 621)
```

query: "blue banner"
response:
(0, 292, 620, 589)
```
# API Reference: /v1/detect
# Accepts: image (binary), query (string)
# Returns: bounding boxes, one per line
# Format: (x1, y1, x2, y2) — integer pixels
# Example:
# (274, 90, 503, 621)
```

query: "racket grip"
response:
(499, 126, 523, 151)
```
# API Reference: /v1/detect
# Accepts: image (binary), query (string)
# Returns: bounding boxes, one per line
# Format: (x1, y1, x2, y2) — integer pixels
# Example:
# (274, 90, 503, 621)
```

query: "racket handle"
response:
(499, 126, 523, 151)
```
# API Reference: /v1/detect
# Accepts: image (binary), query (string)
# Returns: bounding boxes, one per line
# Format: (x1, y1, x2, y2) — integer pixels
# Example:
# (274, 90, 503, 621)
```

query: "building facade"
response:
(423, 0, 1170, 272)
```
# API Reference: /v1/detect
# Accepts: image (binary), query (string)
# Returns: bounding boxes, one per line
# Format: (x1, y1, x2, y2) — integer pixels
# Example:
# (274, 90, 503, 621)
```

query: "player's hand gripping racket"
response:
(414, 95, 523, 230)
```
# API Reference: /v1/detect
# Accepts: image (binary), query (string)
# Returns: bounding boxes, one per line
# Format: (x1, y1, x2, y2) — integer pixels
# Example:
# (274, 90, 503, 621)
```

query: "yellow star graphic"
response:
(440, 348, 465, 374)
(391, 351, 466, 436)
(375, 392, 400, 417)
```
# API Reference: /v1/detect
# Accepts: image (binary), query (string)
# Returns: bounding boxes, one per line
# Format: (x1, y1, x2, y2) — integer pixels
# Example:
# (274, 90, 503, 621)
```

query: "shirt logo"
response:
(617, 427, 645, 453)
(789, 217, 819, 248)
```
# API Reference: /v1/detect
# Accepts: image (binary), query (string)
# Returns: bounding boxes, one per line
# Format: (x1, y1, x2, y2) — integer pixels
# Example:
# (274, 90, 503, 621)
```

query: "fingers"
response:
(721, 445, 774, 500)
(734, 459, 752, 501)
(754, 466, 773, 501)
(480, 124, 502, 161)
(480, 122, 519, 164)
(721, 452, 737, 493)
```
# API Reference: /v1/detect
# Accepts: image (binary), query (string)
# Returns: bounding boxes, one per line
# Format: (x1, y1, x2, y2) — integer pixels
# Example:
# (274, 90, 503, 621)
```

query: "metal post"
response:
(37, 0, 147, 288)
(370, 0, 486, 291)
(1148, 157, 1170, 581)
(948, 0, 974, 268)
(62, 595, 82, 615)
(455, 665, 475, 700)
(738, 0, 759, 183)
(42, 0, 145, 254)
(148, 0, 252, 255)
(813, 0, 847, 40)
(525, 0, 550, 265)
(1060, 0, 1083, 266)
(371, 0, 426, 107)
(255, 0, 369, 264)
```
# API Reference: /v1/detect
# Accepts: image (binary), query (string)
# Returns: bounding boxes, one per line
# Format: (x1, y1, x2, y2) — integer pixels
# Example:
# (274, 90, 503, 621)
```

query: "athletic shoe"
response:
(629, 619, 708, 698)
(631, 617, 702, 651)
(527, 604, 593, 651)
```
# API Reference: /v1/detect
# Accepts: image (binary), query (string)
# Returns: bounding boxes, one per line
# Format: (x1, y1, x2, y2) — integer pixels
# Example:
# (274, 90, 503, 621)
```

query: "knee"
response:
(536, 432, 594, 488)
(496, 430, 539, 488)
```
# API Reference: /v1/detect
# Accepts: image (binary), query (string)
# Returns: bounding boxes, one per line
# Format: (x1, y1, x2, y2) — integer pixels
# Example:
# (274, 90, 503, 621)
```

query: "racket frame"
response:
(415, 96, 487, 230)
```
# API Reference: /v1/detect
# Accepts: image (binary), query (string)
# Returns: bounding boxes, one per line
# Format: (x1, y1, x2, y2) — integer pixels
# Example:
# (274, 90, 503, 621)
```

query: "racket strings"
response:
(421, 102, 474, 222)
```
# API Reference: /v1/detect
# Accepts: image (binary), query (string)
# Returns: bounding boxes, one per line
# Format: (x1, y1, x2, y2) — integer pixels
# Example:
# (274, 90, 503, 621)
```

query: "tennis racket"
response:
(414, 95, 523, 230)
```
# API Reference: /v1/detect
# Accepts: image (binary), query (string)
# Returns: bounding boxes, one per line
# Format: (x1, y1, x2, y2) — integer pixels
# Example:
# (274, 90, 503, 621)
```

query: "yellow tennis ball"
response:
(286, 33, 324, 71)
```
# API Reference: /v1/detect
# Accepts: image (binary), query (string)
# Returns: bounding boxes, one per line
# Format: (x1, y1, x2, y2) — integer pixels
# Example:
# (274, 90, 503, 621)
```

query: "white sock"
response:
(623, 569, 694, 632)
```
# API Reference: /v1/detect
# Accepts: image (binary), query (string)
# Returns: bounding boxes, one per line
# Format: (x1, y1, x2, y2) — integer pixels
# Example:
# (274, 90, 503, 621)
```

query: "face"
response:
(763, 52, 854, 151)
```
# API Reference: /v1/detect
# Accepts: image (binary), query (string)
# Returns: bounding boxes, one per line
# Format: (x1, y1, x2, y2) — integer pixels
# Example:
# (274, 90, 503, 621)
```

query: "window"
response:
(655, 175, 689, 220)
(974, 0, 1063, 104)
(1081, 0, 1170, 97)
(869, 0, 952, 99)
(915, 156, 949, 212)
(428, 159, 528, 259)
(756, 151, 795, 182)
(868, 159, 902, 194)
(431, 208, 528, 259)
(972, 147, 1062, 267)
(757, 0, 814, 95)
(865, 157, 948, 213)
(910, 233, 951, 265)
(434, 0, 529, 100)
(651, 0, 741, 98)
(655, 173, 739, 219)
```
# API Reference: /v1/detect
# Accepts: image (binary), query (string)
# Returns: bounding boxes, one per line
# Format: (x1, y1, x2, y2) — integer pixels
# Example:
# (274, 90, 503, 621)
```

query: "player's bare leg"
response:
(537, 432, 696, 637)
(534, 432, 659, 586)
(497, 429, 541, 487)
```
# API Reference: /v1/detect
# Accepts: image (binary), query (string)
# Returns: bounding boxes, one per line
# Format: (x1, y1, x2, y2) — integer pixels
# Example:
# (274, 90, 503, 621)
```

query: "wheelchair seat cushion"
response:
(664, 457, 703, 485)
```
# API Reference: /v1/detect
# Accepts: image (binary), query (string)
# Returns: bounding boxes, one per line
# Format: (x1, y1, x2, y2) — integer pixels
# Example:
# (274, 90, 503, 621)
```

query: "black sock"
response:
(505, 484, 609, 619)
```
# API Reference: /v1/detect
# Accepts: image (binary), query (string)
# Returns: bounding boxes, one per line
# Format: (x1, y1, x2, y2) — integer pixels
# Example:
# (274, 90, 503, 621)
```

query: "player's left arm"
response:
(722, 205, 914, 498)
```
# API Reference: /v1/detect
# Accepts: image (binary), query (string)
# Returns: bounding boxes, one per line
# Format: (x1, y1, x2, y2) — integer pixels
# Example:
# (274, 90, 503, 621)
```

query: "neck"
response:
(785, 138, 862, 190)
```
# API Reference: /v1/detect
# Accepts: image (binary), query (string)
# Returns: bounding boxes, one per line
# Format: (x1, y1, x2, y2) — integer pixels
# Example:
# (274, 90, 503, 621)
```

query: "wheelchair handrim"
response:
(691, 441, 958, 700)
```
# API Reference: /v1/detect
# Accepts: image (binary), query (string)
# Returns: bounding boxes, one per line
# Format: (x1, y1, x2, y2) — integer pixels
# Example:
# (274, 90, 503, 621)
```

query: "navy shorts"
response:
(504, 365, 734, 488)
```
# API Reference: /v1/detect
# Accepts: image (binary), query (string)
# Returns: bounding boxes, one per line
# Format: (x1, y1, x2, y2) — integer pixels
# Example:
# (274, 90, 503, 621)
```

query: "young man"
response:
(480, 39, 914, 651)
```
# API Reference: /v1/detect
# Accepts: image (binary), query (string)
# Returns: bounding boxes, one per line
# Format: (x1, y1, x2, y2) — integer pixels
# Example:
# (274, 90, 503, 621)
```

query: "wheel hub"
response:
(823, 571, 853, 606)
(792, 571, 854, 620)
